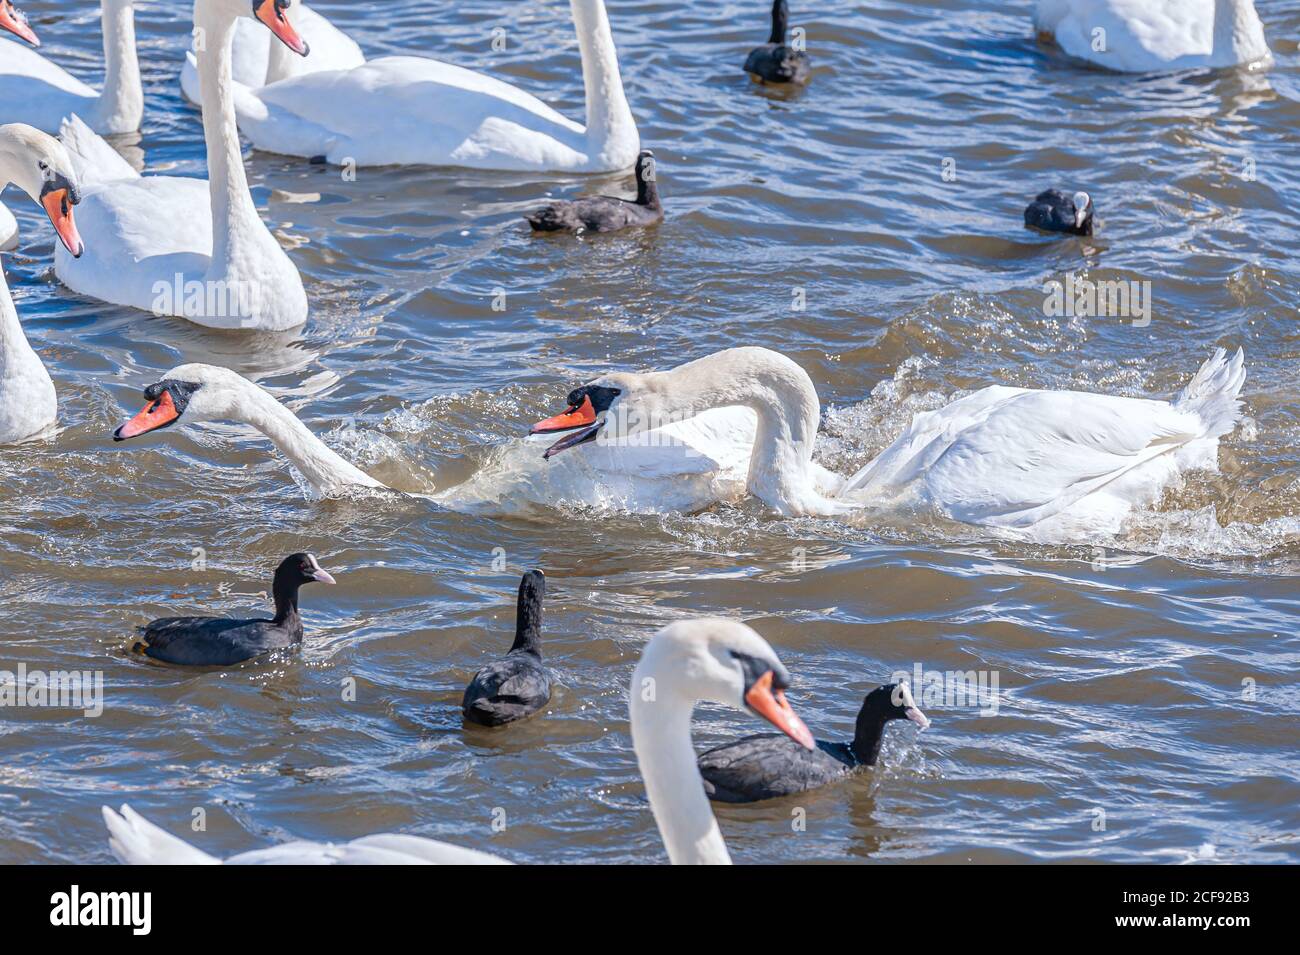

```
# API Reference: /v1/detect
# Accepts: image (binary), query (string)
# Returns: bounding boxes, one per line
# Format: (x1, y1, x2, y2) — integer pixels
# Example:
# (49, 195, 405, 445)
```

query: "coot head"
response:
(862, 682, 930, 729)
(1070, 190, 1093, 231)
(1025, 187, 1094, 236)
(275, 552, 337, 588)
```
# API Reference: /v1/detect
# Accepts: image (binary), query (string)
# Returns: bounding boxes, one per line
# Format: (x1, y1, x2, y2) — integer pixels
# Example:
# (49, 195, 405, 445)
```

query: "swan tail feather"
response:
(1174, 348, 1246, 439)
(58, 114, 139, 187)
(102, 805, 220, 865)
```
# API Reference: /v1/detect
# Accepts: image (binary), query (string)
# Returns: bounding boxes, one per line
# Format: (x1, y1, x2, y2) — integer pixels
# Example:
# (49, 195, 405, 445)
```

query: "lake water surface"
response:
(1, 0, 1298, 864)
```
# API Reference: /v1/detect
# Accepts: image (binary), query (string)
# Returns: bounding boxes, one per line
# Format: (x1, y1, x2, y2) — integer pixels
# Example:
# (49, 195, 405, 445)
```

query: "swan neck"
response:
(1215, 0, 1260, 48)
(233, 384, 382, 495)
(0, 262, 31, 353)
(0, 260, 53, 408)
(664, 350, 822, 514)
(194, 4, 261, 275)
(571, 0, 636, 165)
(98, 1, 144, 132)
(629, 680, 731, 865)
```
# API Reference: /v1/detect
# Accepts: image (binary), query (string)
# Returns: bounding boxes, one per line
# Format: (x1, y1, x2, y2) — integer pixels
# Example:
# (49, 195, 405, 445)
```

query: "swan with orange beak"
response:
(0, 123, 82, 257)
(52, 0, 310, 330)
(0, 123, 83, 443)
(0, 0, 38, 47)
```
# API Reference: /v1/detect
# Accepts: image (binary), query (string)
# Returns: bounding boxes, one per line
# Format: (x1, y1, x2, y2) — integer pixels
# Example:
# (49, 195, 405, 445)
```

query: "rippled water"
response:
(1, 0, 1298, 864)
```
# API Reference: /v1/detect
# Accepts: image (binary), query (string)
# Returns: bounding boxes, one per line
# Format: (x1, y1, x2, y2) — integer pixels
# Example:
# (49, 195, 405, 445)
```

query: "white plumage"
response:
(0, 0, 143, 134)
(521, 346, 1247, 540)
(178, 3, 364, 106)
(224, 0, 640, 172)
(1034, 0, 1271, 72)
(52, 0, 308, 331)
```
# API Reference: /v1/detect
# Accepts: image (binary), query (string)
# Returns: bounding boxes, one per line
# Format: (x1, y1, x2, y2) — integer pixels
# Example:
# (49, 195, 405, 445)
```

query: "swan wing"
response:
(59, 114, 139, 188)
(846, 350, 1245, 531)
(240, 56, 588, 169)
(104, 805, 509, 865)
(0, 44, 96, 132)
(915, 389, 1206, 528)
(102, 805, 220, 865)
(580, 406, 757, 479)
(225, 835, 509, 865)
(54, 175, 213, 310)
(0, 201, 16, 251)
(179, 6, 365, 104)
(843, 385, 1031, 494)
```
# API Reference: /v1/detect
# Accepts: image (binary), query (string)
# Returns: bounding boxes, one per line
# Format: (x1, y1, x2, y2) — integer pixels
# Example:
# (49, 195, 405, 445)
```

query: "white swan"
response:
(102, 619, 814, 864)
(1034, 0, 1271, 73)
(112, 363, 383, 495)
(227, 0, 639, 172)
(0, 123, 84, 444)
(0, 0, 143, 134)
(53, 0, 309, 331)
(179, 3, 364, 106)
(110, 347, 1247, 540)
(525, 345, 1247, 538)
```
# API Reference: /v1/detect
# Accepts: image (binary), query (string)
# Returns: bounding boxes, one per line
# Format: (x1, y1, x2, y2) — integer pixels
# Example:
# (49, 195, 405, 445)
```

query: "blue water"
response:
(0, 0, 1297, 864)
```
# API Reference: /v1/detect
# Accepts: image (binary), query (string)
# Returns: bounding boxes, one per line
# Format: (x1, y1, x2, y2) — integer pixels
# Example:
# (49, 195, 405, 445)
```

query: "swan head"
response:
(631, 619, 815, 750)
(113, 364, 256, 441)
(0, 1, 37, 46)
(1072, 191, 1092, 231)
(0, 124, 82, 256)
(530, 379, 629, 458)
(242, 0, 310, 56)
(530, 361, 703, 457)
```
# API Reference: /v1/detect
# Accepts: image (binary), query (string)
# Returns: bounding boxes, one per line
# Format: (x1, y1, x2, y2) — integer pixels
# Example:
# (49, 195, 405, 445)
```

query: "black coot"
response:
(744, 0, 811, 85)
(133, 553, 336, 666)
(1024, 188, 1094, 235)
(462, 570, 552, 726)
(697, 682, 929, 802)
(525, 150, 663, 235)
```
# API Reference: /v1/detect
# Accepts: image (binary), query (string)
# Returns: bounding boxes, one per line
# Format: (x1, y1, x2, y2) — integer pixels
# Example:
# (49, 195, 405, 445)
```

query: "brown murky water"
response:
(1, 0, 1298, 863)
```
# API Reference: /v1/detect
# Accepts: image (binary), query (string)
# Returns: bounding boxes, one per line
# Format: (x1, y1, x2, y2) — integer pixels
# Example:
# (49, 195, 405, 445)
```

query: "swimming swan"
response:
(226, 0, 640, 172)
(527, 345, 1247, 538)
(0, 123, 83, 445)
(53, 0, 310, 330)
(0, 0, 143, 134)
